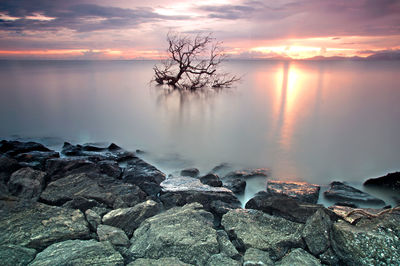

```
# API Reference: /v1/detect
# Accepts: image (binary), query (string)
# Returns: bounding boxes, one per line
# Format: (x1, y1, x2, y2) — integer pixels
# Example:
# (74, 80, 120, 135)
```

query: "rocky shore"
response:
(0, 139, 399, 265)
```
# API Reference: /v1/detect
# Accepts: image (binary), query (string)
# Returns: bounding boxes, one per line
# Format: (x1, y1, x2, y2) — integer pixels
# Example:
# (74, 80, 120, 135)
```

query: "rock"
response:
(216, 230, 240, 260)
(223, 168, 268, 179)
(333, 201, 358, 208)
(85, 209, 102, 230)
(210, 200, 238, 216)
(302, 209, 332, 255)
(275, 248, 322, 266)
(0, 140, 50, 157)
(199, 173, 223, 187)
(267, 180, 320, 204)
(243, 248, 274, 266)
(29, 239, 124, 266)
(180, 168, 200, 177)
(45, 158, 100, 181)
(97, 224, 130, 247)
(129, 203, 219, 265)
(122, 157, 166, 196)
(128, 257, 193, 266)
(40, 173, 147, 208)
(364, 172, 400, 190)
(102, 200, 162, 237)
(98, 160, 122, 178)
(62, 196, 107, 212)
(0, 202, 90, 250)
(0, 156, 20, 183)
(327, 205, 385, 224)
(223, 178, 246, 194)
(14, 151, 59, 170)
(324, 181, 385, 205)
(206, 253, 241, 266)
(8, 167, 46, 200)
(318, 248, 339, 266)
(210, 163, 232, 176)
(221, 209, 304, 260)
(245, 192, 338, 224)
(331, 213, 400, 265)
(0, 244, 37, 266)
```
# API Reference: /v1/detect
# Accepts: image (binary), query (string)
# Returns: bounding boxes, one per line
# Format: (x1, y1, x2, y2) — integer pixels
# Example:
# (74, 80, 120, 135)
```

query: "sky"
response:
(0, 0, 399, 60)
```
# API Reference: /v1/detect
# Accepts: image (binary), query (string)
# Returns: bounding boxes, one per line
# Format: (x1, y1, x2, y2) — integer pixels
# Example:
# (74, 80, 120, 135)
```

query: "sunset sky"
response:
(0, 0, 399, 59)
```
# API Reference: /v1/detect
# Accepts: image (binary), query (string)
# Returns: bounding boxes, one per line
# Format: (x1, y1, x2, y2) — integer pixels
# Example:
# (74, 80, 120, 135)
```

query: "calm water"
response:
(1, 60, 399, 205)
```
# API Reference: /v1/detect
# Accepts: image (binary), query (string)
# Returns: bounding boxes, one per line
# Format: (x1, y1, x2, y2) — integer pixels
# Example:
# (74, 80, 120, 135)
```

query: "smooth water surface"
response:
(1, 60, 399, 204)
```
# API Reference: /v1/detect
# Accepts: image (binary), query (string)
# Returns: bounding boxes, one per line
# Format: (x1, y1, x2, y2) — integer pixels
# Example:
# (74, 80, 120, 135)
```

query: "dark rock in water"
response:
(0, 201, 90, 250)
(8, 167, 46, 201)
(40, 173, 147, 208)
(206, 253, 241, 266)
(275, 248, 322, 266)
(223, 168, 268, 179)
(334, 201, 358, 208)
(62, 196, 107, 212)
(102, 200, 162, 237)
(0, 140, 51, 157)
(0, 244, 37, 266)
(180, 168, 200, 177)
(324, 181, 385, 205)
(210, 163, 232, 176)
(331, 212, 400, 265)
(0, 156, 20, 183)
(199, 173, 223, 187)
(216, 230, 240, 260)
(122, 157, 166, 196)
(29, 239, 124, 266)
(159, 176, 241, 217)
(364, 172, 400, 190)
(221, 208, 304, 260)
(128, 257, 192, 266)
(223, 178, 246, 194)
(98, 160, 122, 179)
(45, 158, 100, 181)
(129, 203, 219, 265)
(302, 209, 332, 255)
(245, 191, 338, 224)
(97, 224, 130, 247)
(267, 180, 320, 204)
(243, 248, 274, 266)
(14, 151, 59, 170)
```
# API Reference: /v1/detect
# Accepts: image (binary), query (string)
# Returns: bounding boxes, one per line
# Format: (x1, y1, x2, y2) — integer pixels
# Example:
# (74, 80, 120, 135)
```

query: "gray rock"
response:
(243, 248, 274, 266)
(206, 253, 240, 266)
(216, 230, 240, 259)
(275, 248, 321, 266)
(267, 180, 320, 204)
(0, 202, 90, 250)
(0, 244, 37, 266)
(199, 173, 223, 187)
(40, 173, 147, 208)
(221, 209, 304, 260)
(364, 171, 400, 190)
(128, 257, 193, 266)
(97, 224, 130, 247)
(102, 200, 162, 237)
(223, 178, 246, 194)
(98, 160, 122, 178)
(0, 156, 20, 183)
(324, 181, 385, 205)
(85, 209, 102, 230)
(181, 168, 200, 177)
(0, 140, 50, 157)
(223, 168, 268, 179)
(8, 167, 46, 200)
(63, 196, 107, 212)
(318, 248, 339, 266)
(14, 151, 59, 170)
(302, 209, 332, 255)
(45, 158, 100, 181)
(129, 203, 219, 265)
(29, 239, 124, 266)
(331, 213, 400, 265)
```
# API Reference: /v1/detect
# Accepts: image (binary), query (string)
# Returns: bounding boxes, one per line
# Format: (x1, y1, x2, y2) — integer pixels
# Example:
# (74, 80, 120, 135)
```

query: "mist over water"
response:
(0, 60, 399, 204)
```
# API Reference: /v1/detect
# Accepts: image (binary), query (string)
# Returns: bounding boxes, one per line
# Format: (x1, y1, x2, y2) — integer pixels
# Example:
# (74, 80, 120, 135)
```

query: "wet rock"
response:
(0, 244, 37, 266)
(245, 192, 338, 224)
(128, 257, 193, 266)
(98, 160, 122, 178)
(324, 181, 385, 205)
(45, 158, 100, 181)
(62, 196, 107, 212)
(275, 248, 322, 266)
(129, 203, 219, 265)
(331, 213, 400, 265)
(223, 178, 246, 194)
(243, 248, 274, 266)
(364, 172, 400, 190)
(223, 168, 268, 179)
(85, 209, 101, 231)
(40, 173, 147, 208)
(122, 157, 166, 196)
(333, 201, 358, 208)
(102, 200, 162, 237)
(267, 180, 320, 204)
(302, 209, 332, 255)
(14, 151, 59, 170)
(206, 253, 240, 266)
(97, 224, 130, 247)
(0, 202, 90, 250)
(181, 168, 200, 177)
(62, 142, 135, 162)
(216, 230, 240, 260)
(221, 209, 304, 260)
(8, 167, 46, 200)
(0, 140, 50, 157)
(0, 156, 20, 183)
(199, 173, 223, 187)
(29, 239, 124, 266)
(210, 163, 232, 176)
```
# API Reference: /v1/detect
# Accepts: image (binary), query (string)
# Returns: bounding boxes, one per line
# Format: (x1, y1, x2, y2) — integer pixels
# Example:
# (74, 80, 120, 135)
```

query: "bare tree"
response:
(153, 32, 239, 91)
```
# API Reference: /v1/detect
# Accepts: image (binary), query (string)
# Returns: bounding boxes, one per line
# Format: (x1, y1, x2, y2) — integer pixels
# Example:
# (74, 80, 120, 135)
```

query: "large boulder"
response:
(0, 156, 21, 183)
(199, 173, 223, 187)
(221, 209, 304, 260)
(40, 173, 146, 208)
(0, 140, 50, 157)
(129, 203, 219, 265)
(267, 180, 320, 204)
(14, 150, 59, 170)
(275, 248, 321, 266)
(302, 209, 332, 255)
(222, 178, 247, 194)
(29, 239, 124, 266)
(102, 200, 162, 237)
(243, 248, 274, 266)
(0, 244, 37, 266)
(331, 213, 400, 265)
(8, 167, 46, 200)
(364, 172, 400, 190)
(221, 168, 268, 194)
(128, 257, 193, 266)
(0, 201, 90, 250)
(45, 158, 100, 181)
(324, 181, 385, 205)
(180, 168, 200, 177)
(97, 224, 130, 247)
(206, 253, 240, 266)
